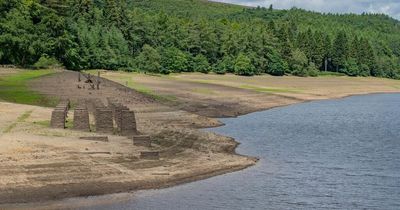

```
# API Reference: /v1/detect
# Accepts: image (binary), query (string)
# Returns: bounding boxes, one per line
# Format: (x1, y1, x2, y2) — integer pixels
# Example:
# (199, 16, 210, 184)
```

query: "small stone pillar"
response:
(120, 110, 137, 136)
(50, 109, 66, 129)
(95, 108, 114, 134)
(140, 151, 160, 160)
(133, 135, 151, 147)
(115, 105, 129, 133)
(73, 107, 90, 131)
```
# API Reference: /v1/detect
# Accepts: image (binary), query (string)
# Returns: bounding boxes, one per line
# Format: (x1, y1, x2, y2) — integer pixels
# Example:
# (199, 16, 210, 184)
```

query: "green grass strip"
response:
(125, 78, 177, 103)
(239, 85, 302, 93)
(3, 110, 33, 133)
(0, 70, 57, 106)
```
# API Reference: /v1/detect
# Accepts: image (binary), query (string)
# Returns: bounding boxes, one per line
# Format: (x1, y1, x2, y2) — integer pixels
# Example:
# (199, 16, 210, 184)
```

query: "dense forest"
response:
(1, 0, 400, 78)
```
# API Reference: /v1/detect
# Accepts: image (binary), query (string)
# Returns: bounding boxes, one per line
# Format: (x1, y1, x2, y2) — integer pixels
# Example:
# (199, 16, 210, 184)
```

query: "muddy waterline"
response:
(15, 94, 400, 209)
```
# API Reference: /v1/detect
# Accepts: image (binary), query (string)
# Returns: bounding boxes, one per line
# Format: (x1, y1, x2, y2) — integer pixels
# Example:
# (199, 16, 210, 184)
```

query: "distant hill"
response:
(0, 0, 399, 78)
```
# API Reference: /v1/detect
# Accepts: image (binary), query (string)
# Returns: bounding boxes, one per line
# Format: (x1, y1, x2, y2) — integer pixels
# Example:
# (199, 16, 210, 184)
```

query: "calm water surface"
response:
(81, 94, 400, 210)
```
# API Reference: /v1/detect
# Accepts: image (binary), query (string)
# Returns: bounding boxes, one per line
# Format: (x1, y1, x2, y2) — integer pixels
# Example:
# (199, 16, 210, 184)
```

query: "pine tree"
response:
(332, 31, 349, 71)
(136, 44, 162, 73)
(276, 24, 292, 61)
(358, 37, 376, 75)
(313, 31, 325, 69)
(322, 34, 332, 71)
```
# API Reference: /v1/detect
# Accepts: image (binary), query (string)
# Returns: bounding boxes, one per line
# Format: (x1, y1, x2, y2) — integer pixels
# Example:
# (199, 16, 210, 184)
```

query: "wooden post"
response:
(78, 72, 81, 82)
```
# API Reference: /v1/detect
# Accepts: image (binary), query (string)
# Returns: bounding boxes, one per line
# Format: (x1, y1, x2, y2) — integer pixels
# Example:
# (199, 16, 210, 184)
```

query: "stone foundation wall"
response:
(50, 100, 70, 129)
(79, 136, 109, 142)
(95, 108, 114, 134)
(120, 110, 137, 136)
(50, 98, 139, 136)
(115, 105, 129, 133)
(73, 106, 90, 131)
(140, 151, 160, 160)
(133, 135, 151, 147)
(50, 109, 66, 129)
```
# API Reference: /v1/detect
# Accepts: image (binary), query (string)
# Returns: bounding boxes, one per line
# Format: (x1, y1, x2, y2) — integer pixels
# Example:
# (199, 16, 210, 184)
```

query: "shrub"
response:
(234, 53, 255, 76)
(192, 54, 210, 73)
(160, 47, 189, 72)
(213, 56, 234, 74)
(266, 50, 286, 76)
(307, 62, 319, 77)
(33, 54, 62, 69)
(136, 44, 162, 73)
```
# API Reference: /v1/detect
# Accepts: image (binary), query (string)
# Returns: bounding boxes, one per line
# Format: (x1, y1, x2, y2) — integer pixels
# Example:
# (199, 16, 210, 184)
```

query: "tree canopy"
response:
(1, 0, 400, 79)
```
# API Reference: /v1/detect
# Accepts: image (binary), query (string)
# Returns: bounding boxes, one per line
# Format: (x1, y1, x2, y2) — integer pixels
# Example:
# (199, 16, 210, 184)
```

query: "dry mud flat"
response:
(100, 71, 400, 117)
(0, 101, 256, 205)
(1, 70, 400, 206)
(0, 70, 256, 205)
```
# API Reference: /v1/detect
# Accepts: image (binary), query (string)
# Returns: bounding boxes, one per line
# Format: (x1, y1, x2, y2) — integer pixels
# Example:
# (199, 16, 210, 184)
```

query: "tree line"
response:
(0, 0, 399, 79)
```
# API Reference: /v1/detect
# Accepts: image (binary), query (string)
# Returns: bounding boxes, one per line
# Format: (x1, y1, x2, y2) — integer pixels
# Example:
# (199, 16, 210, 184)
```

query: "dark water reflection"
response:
(77, 94, 400, 209)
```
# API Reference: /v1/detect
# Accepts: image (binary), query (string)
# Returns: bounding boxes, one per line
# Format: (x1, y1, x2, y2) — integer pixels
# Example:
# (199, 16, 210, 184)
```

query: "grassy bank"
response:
(0, 70, 57, 106)
(85, 70, 178, 103)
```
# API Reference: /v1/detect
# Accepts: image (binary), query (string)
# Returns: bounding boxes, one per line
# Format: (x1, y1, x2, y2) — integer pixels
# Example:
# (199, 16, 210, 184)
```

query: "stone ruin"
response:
(107, 98, 137, 136)
(133, 135, 152, 147)
(120, 110, 137, 136)
(78, 72, 101, 90)
(73, 103, 90, 131)
(50, 99, 70, 129)
(50, 98, 138, 137)
(140, 151, 160, 160)
(95, 108, 114, 133)
(49, 97, 159, 160)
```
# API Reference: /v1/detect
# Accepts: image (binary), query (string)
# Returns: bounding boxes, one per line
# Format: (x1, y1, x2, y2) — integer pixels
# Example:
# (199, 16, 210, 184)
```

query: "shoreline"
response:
(2, 92, 400, 208)
(1, 70, 400, 207)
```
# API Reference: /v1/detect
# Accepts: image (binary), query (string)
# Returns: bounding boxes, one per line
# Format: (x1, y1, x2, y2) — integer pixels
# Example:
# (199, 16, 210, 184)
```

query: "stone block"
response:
(79, 136, 109, 142)
(95, 108, 114, 134)
(114, 105, 129, 132)
(50, 110, 65, 129)
(73, 108, 90, 131)
(133, 135, 151, 147)
(140, 151, 159, 160)
(120, 110, 137, 136)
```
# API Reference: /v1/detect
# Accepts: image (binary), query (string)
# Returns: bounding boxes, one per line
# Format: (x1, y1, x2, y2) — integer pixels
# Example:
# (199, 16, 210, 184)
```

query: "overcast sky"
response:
(213, 0, 400, 20)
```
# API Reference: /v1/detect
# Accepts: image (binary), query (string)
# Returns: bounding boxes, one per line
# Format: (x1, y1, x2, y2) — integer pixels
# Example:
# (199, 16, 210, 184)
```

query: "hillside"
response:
(0, 0, 399, 78)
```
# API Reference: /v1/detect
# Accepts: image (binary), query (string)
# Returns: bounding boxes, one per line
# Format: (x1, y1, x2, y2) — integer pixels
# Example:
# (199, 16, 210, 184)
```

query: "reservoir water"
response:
(80, 94, 400, 209)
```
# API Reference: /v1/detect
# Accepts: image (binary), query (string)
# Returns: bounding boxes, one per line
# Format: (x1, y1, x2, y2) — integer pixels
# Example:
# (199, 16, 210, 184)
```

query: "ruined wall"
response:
(133, 135, 151, 147)
(120, 110, 137, 136)
(50, 100, 70, 129)
(73, 104, 90, 131)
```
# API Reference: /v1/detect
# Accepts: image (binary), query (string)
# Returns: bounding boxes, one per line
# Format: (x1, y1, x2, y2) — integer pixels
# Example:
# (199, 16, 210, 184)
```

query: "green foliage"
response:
(234, 53, 255, 76)
(332, 31, 349, 71)
(344, 58, 360, 76)
(160, 47, 189, 73)
(214, 56, 234, 74)
(192, 54, 210, 73)
(136, 44, 162, 73)
(0, 0, 400, 79)
(0, 70, 57, 106)
(266, 50, 287, 76)
(290, 49, 308, 76)
(307, 62, 319, 77)
(33, 54, 62, 69)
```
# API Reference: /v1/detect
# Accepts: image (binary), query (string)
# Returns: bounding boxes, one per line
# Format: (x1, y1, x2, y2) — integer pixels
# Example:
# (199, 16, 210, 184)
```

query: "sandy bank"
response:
(1, 69, 400, 206)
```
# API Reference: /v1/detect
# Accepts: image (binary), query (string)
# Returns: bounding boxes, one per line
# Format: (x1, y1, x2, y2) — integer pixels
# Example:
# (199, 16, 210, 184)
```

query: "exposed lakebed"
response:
(44, 94, 400, 209)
